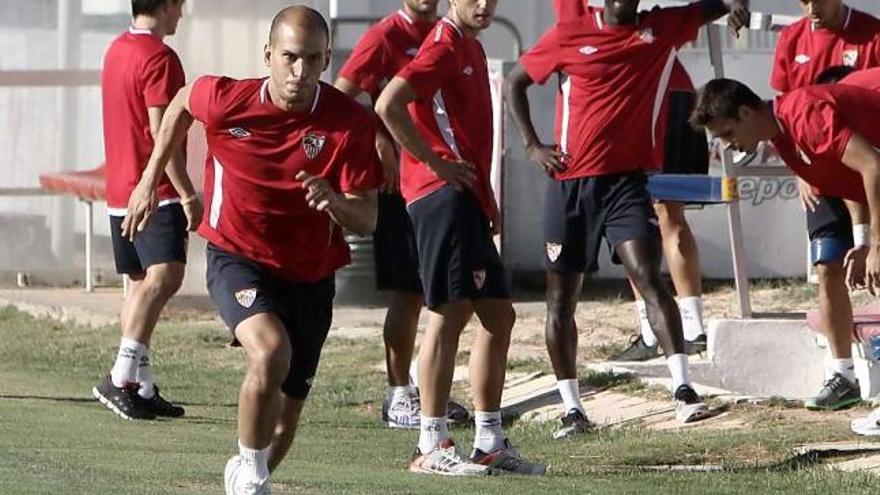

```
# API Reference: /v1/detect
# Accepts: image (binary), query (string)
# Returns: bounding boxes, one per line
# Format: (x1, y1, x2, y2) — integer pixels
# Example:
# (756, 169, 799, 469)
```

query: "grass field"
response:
(1, 305, 878, 494)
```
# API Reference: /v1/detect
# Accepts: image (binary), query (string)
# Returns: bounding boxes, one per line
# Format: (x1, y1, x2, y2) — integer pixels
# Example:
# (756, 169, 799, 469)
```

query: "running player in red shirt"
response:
(123, 7, 381, 493)
(504, 0, 749, 435)
(93, 0, 198, 422)
(770, 0, 880, 411)
(376, 0, 545, 476)
(333, 0, 469, 430)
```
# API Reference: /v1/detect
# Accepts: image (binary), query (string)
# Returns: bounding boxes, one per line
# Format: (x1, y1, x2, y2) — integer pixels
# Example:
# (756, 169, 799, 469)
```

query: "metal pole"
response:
(707, 24, 752, 318)
(52, 0, 82, 271)
(84, 200, 93, 292)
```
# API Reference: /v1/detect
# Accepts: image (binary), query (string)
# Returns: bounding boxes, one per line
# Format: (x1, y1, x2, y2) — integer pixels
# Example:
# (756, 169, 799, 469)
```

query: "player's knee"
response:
(143, 265, 184, 300)
(248, 340, 292, 384)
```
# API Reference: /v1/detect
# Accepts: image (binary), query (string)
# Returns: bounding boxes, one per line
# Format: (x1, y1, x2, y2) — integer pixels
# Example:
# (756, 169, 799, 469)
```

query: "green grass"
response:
(0, 306, 878, 494)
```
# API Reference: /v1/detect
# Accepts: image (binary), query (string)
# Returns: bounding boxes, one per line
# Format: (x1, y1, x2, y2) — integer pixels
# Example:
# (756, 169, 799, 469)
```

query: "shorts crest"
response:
(473, 269, 487, 290)
(546, 242, 562, 263)
(235, 288, 257, 308)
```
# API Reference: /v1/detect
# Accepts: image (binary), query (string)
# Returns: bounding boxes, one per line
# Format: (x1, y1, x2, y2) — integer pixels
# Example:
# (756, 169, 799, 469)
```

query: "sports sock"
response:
(418, 416, 450, 454)
(473, 410, 505, 453)
(831, 358, 857, 384)
(110, 337, 145, 388)
(137, 351, 155, 399)
(238, 441, 270, 489)
(679, 296, 705, 341)
(667, 353, 692, 391)
(636, 300, 658, 347)
(409, 359, 419, 389)
(557, 378, 585, 415)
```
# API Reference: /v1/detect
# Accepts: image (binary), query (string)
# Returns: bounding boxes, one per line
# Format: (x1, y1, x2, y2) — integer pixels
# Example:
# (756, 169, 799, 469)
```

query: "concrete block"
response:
(708, 318, 826, 398)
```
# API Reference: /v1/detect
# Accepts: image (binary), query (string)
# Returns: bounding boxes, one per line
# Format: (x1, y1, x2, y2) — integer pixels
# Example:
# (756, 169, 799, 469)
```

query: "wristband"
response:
(853, 223, 869, 248)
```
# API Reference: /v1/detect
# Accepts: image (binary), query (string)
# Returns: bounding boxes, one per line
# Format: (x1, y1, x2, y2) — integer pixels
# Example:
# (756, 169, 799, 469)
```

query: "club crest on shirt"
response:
(794, 54, 811, 65)
(842, 50, 859, 67)
(546, 242, 562, 263)
(302, 133, 326, 160)
(638, 28, 655, 44)
(473, 270, 487, 290)
(235, 288, 257, 308)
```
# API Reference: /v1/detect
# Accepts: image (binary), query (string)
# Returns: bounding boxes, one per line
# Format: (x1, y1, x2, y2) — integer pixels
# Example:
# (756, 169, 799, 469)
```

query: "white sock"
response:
(238, 441, 270, 489)
(418, 416, 449, 454)
(831, 358, 856, 384)
(678, 296, 705, 341)
(635, 300, 657, 347)
(136, 351, 155, 399)
(473, 411, 506, 453)
(387, 385, 414, 404)
(110, 337, 145, 388)
(557, 378, 585, 414)
(666, 353, 692, 390)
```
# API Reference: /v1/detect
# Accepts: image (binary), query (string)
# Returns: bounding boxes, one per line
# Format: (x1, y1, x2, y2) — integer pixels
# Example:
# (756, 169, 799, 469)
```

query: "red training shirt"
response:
(102, 27, 185, 212)
(190, 77, 382, 282)
(395, 18, 497, 220)
(519, 3, 706, 179)
(772, 84, 880, 204)
(770, 7, 880, 93)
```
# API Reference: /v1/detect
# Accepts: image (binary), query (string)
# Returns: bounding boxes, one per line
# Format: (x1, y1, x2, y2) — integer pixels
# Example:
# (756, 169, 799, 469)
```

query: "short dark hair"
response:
(690, 78, 764, 129)
(269, 6, 329, 47)
(132, 0, 170, 17)
(815, 65, 856, 85)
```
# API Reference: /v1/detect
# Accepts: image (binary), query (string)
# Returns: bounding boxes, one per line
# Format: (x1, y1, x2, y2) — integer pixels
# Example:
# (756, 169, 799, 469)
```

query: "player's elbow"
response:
(503, 65, 531, 102)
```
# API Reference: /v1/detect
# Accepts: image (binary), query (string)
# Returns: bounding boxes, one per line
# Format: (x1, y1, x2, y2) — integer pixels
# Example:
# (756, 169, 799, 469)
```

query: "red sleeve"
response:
(770, 31, 792, 93)
(553, 0, 585, 22)
(142, 50, 185, 107)
(337, 112, 383, 193)
(337, 26, 387, 95)
(647, 3, 706, 48)
(789, 97, 853, 162)
(396, 38, 456, 101)
(187, 75, 224, 127)
(519, 27, 561, 85)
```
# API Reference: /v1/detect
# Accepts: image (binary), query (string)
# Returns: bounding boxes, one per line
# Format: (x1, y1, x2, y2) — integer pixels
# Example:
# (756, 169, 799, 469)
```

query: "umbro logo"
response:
(794, 54, 810, 65)
(406, 47, 419, 57)
(579, 45, 598, 56)
(638, 28, 655, 44)
(463, 66, 474, 76)
(229, 127, 251, 138)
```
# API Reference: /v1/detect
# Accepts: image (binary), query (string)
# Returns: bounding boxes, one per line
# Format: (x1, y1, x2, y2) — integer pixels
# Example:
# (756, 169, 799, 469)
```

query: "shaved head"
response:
(268, 5, 329, 47)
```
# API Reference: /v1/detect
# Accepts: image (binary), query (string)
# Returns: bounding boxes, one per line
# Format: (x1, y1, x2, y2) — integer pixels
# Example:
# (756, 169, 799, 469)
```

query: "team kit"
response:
(97, 0, 880, 491)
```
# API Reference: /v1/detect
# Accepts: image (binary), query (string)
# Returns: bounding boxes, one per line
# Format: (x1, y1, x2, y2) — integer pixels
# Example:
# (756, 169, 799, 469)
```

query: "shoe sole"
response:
(384, 420, 420, 430)
(224, 456, 240, 495)
(92, 386, 153, 421)
(408, 464, 490, 476)
(677, 405, 711, 424)
(805, 396, 862, 411)
(851, 417, 880, 436)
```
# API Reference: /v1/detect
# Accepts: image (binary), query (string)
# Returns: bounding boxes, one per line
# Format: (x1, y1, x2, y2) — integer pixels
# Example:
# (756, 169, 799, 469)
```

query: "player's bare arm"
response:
(296, 171, 378, 236)
(841, 132, 880, 294)
(147, 104, 202, 231)
(503, 64, 568, 176)
(122, 83, 196, 241)
(375, 76, 476, 191)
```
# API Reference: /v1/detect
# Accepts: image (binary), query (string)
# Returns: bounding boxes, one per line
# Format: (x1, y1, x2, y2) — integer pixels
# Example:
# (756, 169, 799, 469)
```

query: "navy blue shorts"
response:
(373, 192, 422, 293)
(206, 244, 335, 400)
(662, 91, 710, 176)
(544, 172, 659, 274)
(109, 203, 188, 275)
(407, 186, 510, 310)
(807, 196, 852, 266)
